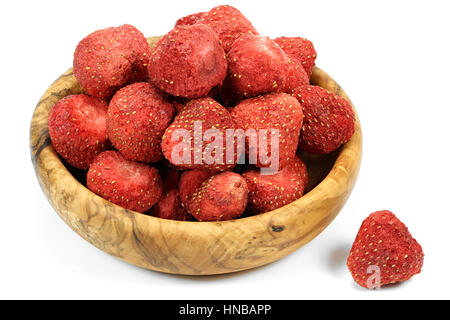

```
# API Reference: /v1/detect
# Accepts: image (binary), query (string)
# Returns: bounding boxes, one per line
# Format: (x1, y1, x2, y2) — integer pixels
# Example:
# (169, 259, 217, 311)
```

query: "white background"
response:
(1, 0, 449, 299)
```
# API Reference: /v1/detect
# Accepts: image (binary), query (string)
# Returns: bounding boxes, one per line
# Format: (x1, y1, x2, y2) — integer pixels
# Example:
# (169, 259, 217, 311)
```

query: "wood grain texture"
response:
(29, 36, 362, 275)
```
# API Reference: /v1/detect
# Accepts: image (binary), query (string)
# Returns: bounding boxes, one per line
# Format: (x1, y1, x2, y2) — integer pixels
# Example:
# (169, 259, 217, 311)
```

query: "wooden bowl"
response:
(29, 37, 362, 275)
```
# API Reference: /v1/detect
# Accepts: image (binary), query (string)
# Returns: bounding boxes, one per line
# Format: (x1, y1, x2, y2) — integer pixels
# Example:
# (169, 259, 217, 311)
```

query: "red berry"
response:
(292, 85, 356, 154)
(151, 189, 191, 221)
(274, 37, 317, 77)
(231, 92, 303, 170)
(347, 210, 424, 289)
(48, 94, 110, 170)
(107, 82, 175, 163)
(227, 34, 289, 98)
(198, 5, 258, 53)
(178, 169, 214, 209)
(187, 172, 248, 221)
(73, 24, 150, 99)
(150, 165, 191, 221)
(242, 156, 308, 214)
(148, 24, 227, 99)
(161, 97, 238, 172)
(87, 151, 162, 213)
(175, 12, 206, 27)
(283, 58, 309, 92)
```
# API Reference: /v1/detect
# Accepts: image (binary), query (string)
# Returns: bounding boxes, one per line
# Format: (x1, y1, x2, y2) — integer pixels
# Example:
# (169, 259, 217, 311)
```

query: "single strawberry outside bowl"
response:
(29, 36, 362, 275)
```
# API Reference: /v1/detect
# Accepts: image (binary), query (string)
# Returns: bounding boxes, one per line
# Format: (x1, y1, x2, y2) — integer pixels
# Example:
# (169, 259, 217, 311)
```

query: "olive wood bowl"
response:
(29, 36, 362, 275)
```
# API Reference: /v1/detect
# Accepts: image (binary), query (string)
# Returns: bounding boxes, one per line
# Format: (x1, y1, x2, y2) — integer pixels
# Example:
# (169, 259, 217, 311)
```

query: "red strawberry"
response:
(227, 34, 289, 98)
(148, 24, 227, 99)
(231, 92, 303, 170)
(274, 37, 317, 77)
(187, 172, 248, 221)
(283, 58, 309, 92)
(151, 189, 191, 221)
(107, 82, 175, 163)
(198, 5, 259, 53)
(292, 85, 356, 154)
(161, 97, 238, 172)
(178, 169, 214, 209)
(347, 210, 424, 289)
(242, 156, 308, 214)
(175, 12, 206, 27)
(73, 24, 150, 100)
(48, 94, 111, 170)
(107, 83, 175, 162)
(87, 150, 163, 213)
(170, 87, 220, 112)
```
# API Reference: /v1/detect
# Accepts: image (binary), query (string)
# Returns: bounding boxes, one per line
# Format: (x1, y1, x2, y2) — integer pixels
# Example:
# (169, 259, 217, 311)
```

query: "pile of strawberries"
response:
(47, 5, 423, 288)
(49, 4, 356, 219)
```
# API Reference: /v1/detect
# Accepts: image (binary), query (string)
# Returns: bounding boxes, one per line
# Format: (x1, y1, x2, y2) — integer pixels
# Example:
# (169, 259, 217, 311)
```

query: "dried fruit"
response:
(178, 169, 214, 209)
(242, 156, 308, 214)
(292, 85, 355, 154)
(227, 34, 289, 98)
(283, 58, 309, 92)
(161, 97, 238, 172)
(175, 12, 206, 27)
(198, 5, 258, 52)
(87, 151, 163, 213)
(151, 189, 191, 221)
(48, 94, 110, 169)
(73, 24, 150, 99)
(107, 82, 175, 163)
(274, 36, 317, 77)
(187, 172, 248, 221)
(231, 92, 303, 170)
(148, 24, 227, 99)
(347, 210, 424, 289)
